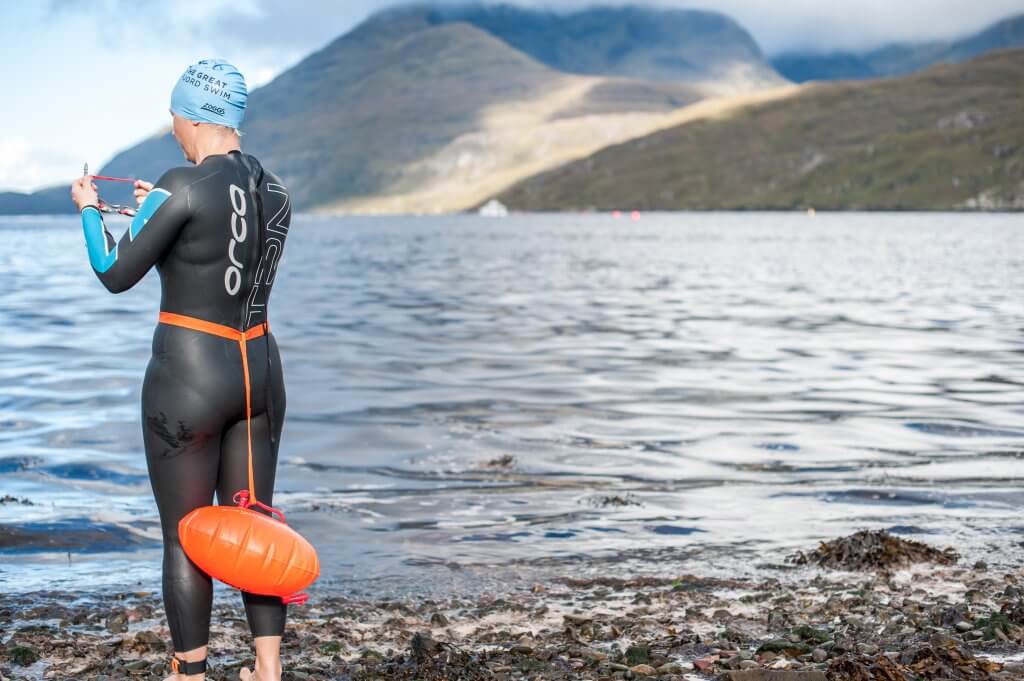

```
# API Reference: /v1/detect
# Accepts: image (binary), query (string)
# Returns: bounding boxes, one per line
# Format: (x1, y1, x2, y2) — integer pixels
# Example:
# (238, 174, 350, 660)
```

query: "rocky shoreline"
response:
(1, 530, 1022, 680)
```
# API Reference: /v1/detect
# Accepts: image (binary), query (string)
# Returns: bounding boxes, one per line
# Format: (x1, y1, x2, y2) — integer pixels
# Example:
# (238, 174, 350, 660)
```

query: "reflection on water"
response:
(1, 212, 1022, 597)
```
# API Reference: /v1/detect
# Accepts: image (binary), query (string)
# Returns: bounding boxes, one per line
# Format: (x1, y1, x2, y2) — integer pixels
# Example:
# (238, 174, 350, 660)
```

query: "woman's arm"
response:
(73, 169, 192, 293)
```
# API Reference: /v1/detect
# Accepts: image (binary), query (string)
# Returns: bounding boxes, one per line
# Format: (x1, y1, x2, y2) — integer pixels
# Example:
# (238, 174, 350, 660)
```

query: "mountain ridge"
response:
(414, 3, 785, 93)
(772, 13, 1024, 82)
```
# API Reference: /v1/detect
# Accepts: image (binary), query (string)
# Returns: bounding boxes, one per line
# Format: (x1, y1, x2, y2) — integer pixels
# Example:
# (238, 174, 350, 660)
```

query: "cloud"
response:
(683, 0, 1024, 53)
(0, 137, 83, 193)
(177, 0, 1024, 55)
(41, 0, 1024, 55)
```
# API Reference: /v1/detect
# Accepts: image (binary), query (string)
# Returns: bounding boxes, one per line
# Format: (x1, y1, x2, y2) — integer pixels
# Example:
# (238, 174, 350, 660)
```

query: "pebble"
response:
(133, 630, 162, 647)
(624, 644, 649, 665)
(693, 656, 717, 672)
(105, 613, 127, 634)
(856, 642, 878, 655)
(965, 589, 987, 604)
(1003, 661, 1024, 675)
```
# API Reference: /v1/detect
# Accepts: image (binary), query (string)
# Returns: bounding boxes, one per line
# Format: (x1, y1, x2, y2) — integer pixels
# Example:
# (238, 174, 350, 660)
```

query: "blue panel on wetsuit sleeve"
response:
(82, 206, 117, 273)
(129, 188, 172, 240)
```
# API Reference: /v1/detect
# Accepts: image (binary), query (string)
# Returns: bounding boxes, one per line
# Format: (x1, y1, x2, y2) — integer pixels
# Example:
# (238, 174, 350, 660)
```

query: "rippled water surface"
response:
(2, 212, 1022, 596)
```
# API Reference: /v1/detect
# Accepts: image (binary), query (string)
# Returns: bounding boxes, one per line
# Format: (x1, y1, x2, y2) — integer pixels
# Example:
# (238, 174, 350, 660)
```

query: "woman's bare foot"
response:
(239, 661, 281, 681)
(240, 635, 283, 681)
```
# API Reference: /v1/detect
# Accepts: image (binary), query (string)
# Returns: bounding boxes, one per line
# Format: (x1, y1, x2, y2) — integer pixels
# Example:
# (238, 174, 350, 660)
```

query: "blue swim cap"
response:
(170, 59, 247, 129)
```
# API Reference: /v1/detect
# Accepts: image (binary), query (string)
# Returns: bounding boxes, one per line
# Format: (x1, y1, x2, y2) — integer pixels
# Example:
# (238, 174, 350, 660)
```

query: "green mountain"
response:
(498, 49, 1024, 211)
(0, 187, 69, 215)
(3, 3, 779, 215)
(773, 13, 1024, 82)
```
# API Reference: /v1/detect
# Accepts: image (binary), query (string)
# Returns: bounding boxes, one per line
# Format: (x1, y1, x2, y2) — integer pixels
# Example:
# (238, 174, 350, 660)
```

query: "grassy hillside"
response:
(499, 49, 1024, 212)
(321, 84, 796, 214)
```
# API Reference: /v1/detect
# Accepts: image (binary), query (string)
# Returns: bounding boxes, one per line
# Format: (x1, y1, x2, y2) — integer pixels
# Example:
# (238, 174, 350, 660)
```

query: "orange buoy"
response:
(179, 491, 319, 603)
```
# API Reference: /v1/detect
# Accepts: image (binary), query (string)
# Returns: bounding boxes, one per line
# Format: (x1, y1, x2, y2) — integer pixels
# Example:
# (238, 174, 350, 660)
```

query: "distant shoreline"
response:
(2, 208, 1022, 220)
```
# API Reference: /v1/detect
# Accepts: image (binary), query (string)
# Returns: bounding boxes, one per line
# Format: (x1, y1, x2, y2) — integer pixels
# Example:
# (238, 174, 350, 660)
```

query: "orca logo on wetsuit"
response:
(225, 184, 247, 295)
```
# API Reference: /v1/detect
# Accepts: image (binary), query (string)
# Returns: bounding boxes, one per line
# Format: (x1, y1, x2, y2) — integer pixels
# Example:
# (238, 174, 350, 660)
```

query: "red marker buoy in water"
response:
(631, 210, 640, 221)
(612, 210, 621, 219)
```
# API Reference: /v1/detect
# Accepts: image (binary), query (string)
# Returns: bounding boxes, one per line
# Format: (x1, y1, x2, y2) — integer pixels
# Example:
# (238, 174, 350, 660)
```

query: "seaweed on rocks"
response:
(350, 632, 491, 681)
(789, 529, 959, 571)
(826, 633, 1005, 681)
(0, 534, 1019, 680)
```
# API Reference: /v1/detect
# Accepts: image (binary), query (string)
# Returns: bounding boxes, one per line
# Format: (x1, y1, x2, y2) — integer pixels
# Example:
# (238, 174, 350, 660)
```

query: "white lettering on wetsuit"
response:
(243, 183, 291, 327)
(225, 184, 247, 295)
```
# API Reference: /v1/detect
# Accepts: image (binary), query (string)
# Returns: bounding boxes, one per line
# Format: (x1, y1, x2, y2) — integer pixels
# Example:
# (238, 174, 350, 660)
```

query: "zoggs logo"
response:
(225, 184, 247, 295)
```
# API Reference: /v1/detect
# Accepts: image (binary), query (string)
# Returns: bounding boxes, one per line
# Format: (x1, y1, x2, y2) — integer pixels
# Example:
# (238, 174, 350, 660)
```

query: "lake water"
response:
(1, 212, 1022, 599)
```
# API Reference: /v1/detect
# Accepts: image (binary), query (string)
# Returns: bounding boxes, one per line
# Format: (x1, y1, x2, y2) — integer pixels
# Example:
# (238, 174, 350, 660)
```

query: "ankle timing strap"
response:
(171, 657, 207, 675)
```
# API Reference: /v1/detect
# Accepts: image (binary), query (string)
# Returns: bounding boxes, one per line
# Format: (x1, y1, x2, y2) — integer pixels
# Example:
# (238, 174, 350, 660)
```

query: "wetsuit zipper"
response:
(241, 152, 276, 445)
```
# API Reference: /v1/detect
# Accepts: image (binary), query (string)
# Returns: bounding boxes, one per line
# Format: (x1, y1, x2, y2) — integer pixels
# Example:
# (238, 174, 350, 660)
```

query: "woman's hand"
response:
(134, 179, 154, 207)
(70, 176, 99, 212)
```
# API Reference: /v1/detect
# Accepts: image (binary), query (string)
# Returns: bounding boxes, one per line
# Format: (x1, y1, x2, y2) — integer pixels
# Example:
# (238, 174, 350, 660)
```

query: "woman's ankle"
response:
(254, 657, 282, 679)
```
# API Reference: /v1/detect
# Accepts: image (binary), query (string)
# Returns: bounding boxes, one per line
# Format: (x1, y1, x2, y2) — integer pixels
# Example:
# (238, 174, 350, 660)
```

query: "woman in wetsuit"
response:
(70, 59, 292, 681)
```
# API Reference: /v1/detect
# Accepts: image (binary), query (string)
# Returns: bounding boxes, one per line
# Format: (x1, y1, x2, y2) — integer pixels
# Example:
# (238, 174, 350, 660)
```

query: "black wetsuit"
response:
(80, 149, 292, 652)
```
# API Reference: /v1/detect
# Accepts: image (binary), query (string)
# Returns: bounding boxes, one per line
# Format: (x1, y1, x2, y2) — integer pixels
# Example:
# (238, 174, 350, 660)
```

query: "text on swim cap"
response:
(181, 67, 235, 101)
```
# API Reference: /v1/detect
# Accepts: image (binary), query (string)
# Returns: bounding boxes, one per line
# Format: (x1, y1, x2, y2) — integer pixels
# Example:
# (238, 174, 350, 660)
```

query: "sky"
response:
(3, 0, 1022, 192)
